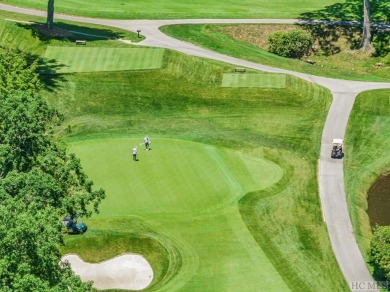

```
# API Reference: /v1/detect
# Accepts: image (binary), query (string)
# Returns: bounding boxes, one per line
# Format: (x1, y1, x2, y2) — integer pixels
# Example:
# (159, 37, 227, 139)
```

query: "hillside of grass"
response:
(344, 89, 390, 259)
(1, 0, 341, 20)
(161, 24, 390, 82)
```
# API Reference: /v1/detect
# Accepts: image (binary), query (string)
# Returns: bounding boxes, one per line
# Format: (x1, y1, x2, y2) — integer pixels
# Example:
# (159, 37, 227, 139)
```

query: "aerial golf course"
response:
(2, 0, 390, 290)
(50, 46, 346, 290)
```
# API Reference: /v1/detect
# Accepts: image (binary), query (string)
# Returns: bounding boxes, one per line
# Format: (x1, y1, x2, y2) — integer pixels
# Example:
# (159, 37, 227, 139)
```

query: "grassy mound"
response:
(43, 47, 165, 73)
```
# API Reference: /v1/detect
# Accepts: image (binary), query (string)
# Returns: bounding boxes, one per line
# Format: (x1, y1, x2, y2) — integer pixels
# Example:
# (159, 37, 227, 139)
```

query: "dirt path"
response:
(2, 3, 390, 291)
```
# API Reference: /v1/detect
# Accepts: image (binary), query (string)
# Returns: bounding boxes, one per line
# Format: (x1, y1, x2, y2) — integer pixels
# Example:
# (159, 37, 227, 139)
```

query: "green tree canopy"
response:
(0, 197, 94, 291)
(0, 45, 105, 290)
(0, 48, 41, 97)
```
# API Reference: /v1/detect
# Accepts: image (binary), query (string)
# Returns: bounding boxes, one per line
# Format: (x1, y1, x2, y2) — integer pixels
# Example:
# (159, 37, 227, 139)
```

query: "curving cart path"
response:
(2, 4, 390, 290)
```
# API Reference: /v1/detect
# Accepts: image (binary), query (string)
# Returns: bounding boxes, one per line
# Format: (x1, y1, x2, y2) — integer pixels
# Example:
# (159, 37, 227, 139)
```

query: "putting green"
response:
(221, 73, 287, 88)
(43, 47, 165, 73)
(70, 137, 283, 217)
(70, 137, 289, 291)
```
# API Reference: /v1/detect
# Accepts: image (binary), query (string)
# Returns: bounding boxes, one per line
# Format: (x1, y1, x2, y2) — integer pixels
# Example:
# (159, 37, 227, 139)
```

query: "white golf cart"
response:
(331, 138, 344, 159)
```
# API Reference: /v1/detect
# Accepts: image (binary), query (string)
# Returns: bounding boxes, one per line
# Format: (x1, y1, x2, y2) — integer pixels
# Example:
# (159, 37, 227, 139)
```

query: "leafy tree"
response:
(0, 92, 55, 175)
(0, 46, 105, 290)
(268, 29, 313, 59)
(0, 197, 94, 291)
(47, 0, 55, 30)
(369, 226, 390, 281)
(0, 48, 41, 97)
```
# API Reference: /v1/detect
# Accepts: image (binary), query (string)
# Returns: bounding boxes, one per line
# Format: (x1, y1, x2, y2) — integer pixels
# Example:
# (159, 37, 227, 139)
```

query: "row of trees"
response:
(0, 47, 105, 290)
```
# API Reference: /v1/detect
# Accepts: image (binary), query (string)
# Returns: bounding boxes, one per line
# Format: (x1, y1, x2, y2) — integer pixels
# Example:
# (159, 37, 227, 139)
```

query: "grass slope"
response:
(161, 24, 390, 82)
(221, 73, 287, 88)
(344, 89, 390, 259)
(48, 50, 348, 291)
(43, 47, 165, 73)
(2, 0, 342, 19)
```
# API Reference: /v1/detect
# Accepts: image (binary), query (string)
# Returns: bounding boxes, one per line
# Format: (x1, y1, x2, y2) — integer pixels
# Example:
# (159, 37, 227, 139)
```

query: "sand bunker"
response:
(62, 254, 154, 290)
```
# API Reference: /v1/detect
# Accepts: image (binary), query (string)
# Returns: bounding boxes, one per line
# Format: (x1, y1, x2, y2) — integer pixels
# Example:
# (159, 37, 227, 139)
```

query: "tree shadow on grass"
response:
(16, 21, 125, 43)
(22, 51, 67, 92)
(298, 0, 390, 56)
(14, 21, 130, 92)
(299, 0, 390, 22)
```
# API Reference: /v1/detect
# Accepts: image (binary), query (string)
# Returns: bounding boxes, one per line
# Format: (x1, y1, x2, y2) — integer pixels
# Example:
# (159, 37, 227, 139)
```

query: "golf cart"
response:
(62, 214, 87, 234)
(331, 138, 344, 159)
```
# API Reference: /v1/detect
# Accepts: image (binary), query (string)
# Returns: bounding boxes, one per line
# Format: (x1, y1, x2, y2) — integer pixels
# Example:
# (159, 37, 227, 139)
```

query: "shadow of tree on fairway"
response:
(15, 21, 125, 43)
(299, 0, 390, 22)
(24, 52, 67, 92)
(13, 21, 134, 91)
(298, 0, 390, 56)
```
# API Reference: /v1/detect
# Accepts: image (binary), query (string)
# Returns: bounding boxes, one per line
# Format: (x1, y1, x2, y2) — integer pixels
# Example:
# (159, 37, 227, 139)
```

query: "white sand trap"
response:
(62, 254, 153, 290)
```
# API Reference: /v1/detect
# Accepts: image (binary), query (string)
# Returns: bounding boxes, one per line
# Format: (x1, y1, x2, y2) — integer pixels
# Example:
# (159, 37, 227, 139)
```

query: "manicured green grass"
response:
(43, 47, 165, 73)
(70, 138, 283, 217)
(66, 137, 288, 291)
(344, 89, 390, 258)
(221, 73, 287, 88)
(0, 11, 142, 56)
(161, 24, 390, 82)
(0, 18, 46, 55)
(1, 0, 342, 19)
(46, 50, 348, 291)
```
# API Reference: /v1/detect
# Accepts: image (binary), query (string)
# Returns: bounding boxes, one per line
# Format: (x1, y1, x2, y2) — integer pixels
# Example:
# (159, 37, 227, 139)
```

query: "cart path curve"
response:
(2, 3, 390, 291)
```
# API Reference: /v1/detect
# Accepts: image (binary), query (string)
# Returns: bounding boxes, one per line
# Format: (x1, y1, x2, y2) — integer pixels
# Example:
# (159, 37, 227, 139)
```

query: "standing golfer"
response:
(144, 135, 150, 150)
(132, 146, 138, 161)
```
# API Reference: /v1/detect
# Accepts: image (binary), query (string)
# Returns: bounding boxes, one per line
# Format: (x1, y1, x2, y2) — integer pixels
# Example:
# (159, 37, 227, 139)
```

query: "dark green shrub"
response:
(373, 31, 390, 57)
(268, 29, 313, 59)
(369, 226, 390, 281)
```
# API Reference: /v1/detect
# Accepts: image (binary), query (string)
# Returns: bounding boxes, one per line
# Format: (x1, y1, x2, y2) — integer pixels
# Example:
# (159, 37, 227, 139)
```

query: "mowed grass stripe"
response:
(222, 73, 287, 88)
(43, 47, 165, 73)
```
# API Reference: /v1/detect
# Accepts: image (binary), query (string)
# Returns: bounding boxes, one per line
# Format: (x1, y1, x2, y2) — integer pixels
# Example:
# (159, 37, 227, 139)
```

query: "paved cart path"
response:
(2, 4, 390, 291)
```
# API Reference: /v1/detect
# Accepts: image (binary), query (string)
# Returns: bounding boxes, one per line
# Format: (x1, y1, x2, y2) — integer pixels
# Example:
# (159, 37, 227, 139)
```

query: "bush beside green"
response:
(370, 226, 390, 281)
(268, 29, 312, 59)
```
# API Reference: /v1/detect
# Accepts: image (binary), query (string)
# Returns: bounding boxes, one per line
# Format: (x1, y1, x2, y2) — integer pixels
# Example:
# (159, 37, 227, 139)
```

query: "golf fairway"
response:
(69, 137, 289, 291)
